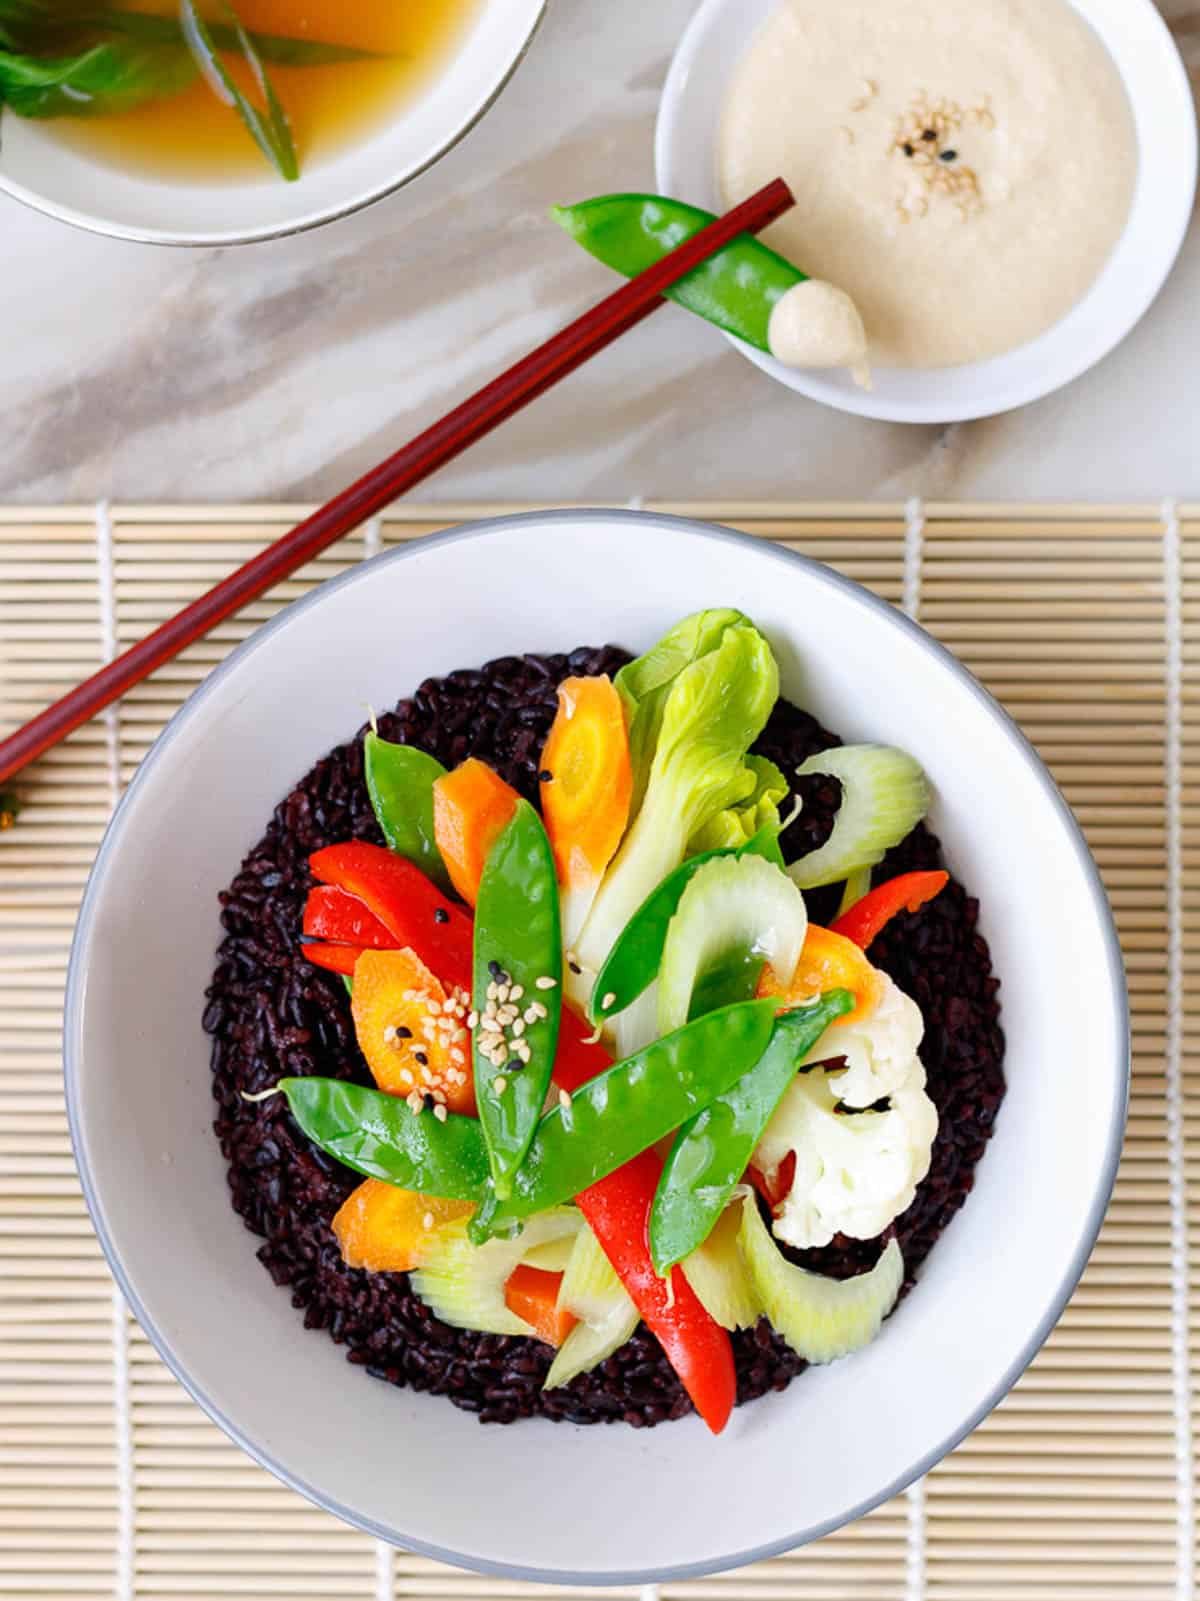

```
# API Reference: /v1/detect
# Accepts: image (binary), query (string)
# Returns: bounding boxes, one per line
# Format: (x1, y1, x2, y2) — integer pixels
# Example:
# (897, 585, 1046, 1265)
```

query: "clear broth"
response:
(45, 0, 481, 182)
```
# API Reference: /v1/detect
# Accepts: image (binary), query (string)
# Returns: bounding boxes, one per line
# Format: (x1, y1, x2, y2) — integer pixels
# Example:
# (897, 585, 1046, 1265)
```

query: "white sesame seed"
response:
(498, 1004, 518, 1025)
(493, 1076, 508, 1096)
(601, 992, 616, 1010)
(535, 976, 557, 991)
(383, 1024, 397, 1043)
(509, 985, 524, 1002)
(400, 1069, 414, 1086)
(558, 1089, 572, 1110)
(511, 1018, 525, 1038)
(514, 1041, 531, 1063)
(423, 1211, 434, 1230)
(493, 1043, 509, 1066)
(466, 1010, 479, 1030)
(486, 982, 498, 1002)
(433, 1104, 448, 1123)
(529, 1002, 548, 1020)
(450, 1048, 465, 1065)
(496, 983, 510, 1003)
(441, 998, 457, 1014)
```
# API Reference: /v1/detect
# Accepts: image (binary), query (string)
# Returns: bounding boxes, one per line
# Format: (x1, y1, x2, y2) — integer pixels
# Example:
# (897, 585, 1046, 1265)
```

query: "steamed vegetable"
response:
(504, 1266, 577, 1348)
(433, 758, 520, 908)
(472, 801, 563, 1199)
(752, 993, 937, 1251)
(304, 884, 396, 950)
(539, 675, 633, 946)
(680, 1203, 758, 1331)
(587, 823, 783, 1029)
(568, 1146, 737, 1433)
(738, 1195, 904, 1363)
(650, 991, 854, 1274)
(614, 607, 749, 814)
(689, 755, 788, 854)
(179, 0, 297, 181)
(544, 1222, 640, 1388)
(575, 621, 779, 995)
(332, 1179, 473, 1274)
(552, 195, 806, 354)
(786, 746, 929, 889)
(309, 843, 473, 979)
(275, 1077, 488, 1200)
(364, 733, 451, 892)
(758, 923, 884, 1027)
(657, 853, 808, 1038)
(409, 1208, 581, 1338)
(471, 998, 780, 1240)
(831, 869, 950, 949)
(351, 948, 475, 1117)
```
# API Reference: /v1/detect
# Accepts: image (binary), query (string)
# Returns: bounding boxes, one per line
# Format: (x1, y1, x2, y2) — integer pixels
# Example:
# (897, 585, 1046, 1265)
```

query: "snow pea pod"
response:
(650, 989, 855, 1274)
(276, 1076, 488, 1199)
(363, 731, 451, 892)
(552, 194, 806, 353)
(473, 799, 563, 1200)
(589, 823, 783, 1026)
(471, 998, 780, 1242)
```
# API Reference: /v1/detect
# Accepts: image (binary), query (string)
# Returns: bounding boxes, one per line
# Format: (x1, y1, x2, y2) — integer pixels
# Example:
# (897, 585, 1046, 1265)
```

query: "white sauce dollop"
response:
(767, 280, 872, 389)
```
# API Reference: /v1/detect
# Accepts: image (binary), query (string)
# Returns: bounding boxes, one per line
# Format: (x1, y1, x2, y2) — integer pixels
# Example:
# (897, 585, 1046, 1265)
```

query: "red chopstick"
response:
(0, 179, 794, 788)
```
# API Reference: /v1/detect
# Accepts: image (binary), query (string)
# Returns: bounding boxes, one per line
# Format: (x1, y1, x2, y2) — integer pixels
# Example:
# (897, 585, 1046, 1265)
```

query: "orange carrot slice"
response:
(503, 1265, 578, 1348)
(351, 948, 476, 1116)
(332, 1179, 473, 1274)
(432, 758, 520, 907)
(757, 924, 884, 1026)
(539, 676, 632, 939)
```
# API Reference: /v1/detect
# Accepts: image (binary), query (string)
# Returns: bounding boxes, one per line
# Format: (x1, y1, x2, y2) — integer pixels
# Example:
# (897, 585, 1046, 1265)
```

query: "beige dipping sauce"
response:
(719, 0, 1138, 368)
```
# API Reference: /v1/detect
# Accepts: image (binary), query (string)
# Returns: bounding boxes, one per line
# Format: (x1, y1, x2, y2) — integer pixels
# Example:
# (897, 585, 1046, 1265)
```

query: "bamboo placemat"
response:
(1, 500, 1197, 1601)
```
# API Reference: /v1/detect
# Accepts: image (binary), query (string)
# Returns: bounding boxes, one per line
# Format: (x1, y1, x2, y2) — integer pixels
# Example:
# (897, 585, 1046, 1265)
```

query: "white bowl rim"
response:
(654, 0, 1198, 423)
(64, 508, 1130, 1584)
(0, 2, 546, 247)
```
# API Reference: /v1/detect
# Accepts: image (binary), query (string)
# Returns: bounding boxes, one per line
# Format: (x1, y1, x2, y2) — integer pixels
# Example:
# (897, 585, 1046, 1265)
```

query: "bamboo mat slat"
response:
(0, 501, 1195, 1601)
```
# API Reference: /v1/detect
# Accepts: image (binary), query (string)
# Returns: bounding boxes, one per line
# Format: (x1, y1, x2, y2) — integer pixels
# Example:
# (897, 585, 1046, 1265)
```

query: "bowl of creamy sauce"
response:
(656, 0, 1195, 422)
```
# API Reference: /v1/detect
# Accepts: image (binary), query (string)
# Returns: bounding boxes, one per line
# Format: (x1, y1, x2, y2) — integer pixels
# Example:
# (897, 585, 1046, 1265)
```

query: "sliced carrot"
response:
(539, 675, 632, 896)
(351, 948, 476, 1116)
(503, 1265, 578, 1348)
(332, 1179, 473, 1274)
(432, 758, 520, 907)
(757, 923, 884, 1026)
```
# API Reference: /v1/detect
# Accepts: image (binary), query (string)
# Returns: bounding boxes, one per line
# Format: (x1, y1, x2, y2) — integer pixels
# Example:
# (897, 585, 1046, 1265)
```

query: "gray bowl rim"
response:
(64, 506, 1130, 1585)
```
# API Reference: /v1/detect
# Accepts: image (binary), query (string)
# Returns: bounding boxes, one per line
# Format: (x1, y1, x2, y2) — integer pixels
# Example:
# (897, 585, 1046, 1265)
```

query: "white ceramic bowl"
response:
(656, 0, 1197, 423)
(0, 0, 545, 246)
(66, 510, 1127, 1583)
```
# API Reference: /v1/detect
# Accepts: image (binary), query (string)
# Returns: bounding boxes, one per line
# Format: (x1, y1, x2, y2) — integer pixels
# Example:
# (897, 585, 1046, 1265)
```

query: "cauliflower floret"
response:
(802, 972, 925, 1109)
(753, 975, 937, 1250)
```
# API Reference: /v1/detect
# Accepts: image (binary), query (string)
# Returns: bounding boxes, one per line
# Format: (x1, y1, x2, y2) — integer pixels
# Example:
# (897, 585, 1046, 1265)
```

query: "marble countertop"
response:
(2, 0, 1197, 508)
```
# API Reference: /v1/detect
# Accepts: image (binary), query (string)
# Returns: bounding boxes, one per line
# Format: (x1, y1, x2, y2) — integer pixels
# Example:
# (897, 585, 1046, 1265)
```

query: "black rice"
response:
(204, 645, 1004, 1426)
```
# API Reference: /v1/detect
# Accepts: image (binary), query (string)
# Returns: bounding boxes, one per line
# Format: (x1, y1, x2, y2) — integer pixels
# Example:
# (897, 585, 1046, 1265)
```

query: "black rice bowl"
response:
(203, 645, 1005, 1427)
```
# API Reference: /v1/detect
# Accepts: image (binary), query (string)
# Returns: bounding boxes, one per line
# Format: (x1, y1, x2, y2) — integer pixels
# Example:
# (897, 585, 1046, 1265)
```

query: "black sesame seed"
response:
(568, 961, 582, 975)
(539, 769, 553, 783)
(940, 149, 957, 163)
(487, 960, 502, 979)
(902, 142, 915, 157)
(922, 128, 937, 142)
(396, 1026, 412, 1039)
(414, 1051, 429, 1066)
(434, 907, 449, 925)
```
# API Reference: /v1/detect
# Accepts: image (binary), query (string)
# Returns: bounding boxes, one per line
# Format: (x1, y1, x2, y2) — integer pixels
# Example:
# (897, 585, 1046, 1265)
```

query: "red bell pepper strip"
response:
(575, 1150, 736, 1434)
(303, 884, 396, 949)
(302, 941, 361, 977)
(309, 843, 474, 990)
(550, 1015, 735, 1433)
(831, 870, 949, 951)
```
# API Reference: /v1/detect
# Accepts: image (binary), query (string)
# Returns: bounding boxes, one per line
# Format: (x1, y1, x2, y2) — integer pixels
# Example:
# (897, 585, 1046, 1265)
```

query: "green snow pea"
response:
(588, 822, 784, 1026)
(276, 1077, 487, 1200)
(363, 731, 451, 892)
(650, 990, 855, 1274)
(470, 998, 780, 1242)
(552, 194, 807, 354)
(473, 799, 563, 1200)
